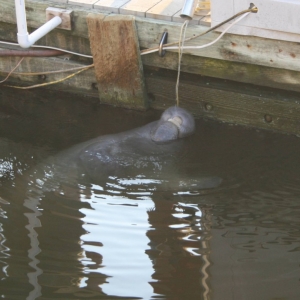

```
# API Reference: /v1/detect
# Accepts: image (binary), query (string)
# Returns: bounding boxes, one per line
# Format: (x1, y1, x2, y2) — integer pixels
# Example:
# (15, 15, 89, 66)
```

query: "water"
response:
(0, 87, 300, 300)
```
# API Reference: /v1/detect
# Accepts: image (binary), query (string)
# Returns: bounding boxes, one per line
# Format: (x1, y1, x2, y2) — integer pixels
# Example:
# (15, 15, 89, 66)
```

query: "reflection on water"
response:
(0, 88, 300, 299)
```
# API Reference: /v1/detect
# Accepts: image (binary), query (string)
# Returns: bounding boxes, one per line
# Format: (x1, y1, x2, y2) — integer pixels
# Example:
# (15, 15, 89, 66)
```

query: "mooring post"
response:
(86, 13, 148, 110)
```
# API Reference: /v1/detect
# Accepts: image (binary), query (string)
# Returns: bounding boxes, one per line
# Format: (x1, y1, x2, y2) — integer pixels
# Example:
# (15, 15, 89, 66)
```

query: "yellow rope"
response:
(1, 64, 95, 76)
(0, 57, 24, 83)
(176, 20, 189, 107)
(4, 64, 94, 90)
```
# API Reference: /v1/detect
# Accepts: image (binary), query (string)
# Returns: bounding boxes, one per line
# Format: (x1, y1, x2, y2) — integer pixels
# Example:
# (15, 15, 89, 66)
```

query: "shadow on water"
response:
(0, 87, 300, 300)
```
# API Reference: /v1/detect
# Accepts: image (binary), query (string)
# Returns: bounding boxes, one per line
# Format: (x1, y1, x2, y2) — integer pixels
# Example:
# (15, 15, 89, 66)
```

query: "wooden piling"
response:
(86, 13, 148, 110)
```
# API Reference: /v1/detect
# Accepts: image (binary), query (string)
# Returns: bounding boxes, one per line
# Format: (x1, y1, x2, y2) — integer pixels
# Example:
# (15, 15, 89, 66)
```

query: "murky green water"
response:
(0, 87, 300, 300)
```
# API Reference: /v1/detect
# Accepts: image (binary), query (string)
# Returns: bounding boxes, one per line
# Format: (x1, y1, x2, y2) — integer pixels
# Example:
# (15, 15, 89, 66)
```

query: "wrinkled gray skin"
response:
(78, 106, 196, 183)
(10, 106, 221, 195)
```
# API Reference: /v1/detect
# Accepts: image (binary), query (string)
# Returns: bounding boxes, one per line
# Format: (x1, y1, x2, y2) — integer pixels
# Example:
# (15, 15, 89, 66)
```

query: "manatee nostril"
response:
(168, 116, 182, 128)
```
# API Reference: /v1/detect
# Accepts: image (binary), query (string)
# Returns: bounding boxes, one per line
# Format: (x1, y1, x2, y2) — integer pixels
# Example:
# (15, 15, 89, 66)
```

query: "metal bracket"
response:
(158, 31, 168, 57)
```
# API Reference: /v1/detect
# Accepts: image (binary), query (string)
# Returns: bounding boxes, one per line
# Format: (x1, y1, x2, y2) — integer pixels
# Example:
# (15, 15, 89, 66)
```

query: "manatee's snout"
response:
(151, 106, 195, 143)
(168, 116, 182, 128)
(151, 116, 182, 143)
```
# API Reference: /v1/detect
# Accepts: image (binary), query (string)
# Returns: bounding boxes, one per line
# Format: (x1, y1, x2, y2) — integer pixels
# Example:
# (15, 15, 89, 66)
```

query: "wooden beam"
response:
(1, 0, 300, 72)
(86, 13, 148, 109)
(145, 69, 300, 135)
(0, 0, 90, 39)
(69, 0, 98, 8)
(1, 52, 300, 135)
(142, 51, 300, 93)
(1, 0, 300, 135)
(94, 0, 131, 14)
(119, 0, 162, 17)
(0, 0, 300, 94)
(0, 55, 98, 97)
(136, 17, 300, 73)
(46, 7, 73, 30)
(2, 15, 300, 94)
(145, 0, 184, 22)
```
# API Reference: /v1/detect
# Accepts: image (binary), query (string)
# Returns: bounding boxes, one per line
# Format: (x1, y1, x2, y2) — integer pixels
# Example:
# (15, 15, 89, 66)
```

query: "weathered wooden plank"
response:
(1, 22, 300, 95)
(145, 71, 300, 135)
(0, 21, 92, 56)
(135, 17, 300, 72)
(1, 1, 300, 101)
(0, 0, 90, 39)
(1, 5, 300, 95)
(199, 14, 211, 26)
(86, 13, 148, 109)
(194, 2, 210, 17)
(0, 56, 98, 97)
(46, 7, 73, 30)
(119, 0, 162, 17)
(41, 29, 92, 56)
(1, 0, 300, 74)
(0, 22, 19, 43)
(94, 0, 131, 13)
(141, 51, 300, 93)
(1, 46, 300, 135)
(146, 0, 184, 21)
(68, 0, 98, 8)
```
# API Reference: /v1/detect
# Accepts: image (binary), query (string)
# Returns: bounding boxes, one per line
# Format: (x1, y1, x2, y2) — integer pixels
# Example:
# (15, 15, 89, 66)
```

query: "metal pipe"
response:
(180, 0, 198, 20)
(14, 0, 62, 48)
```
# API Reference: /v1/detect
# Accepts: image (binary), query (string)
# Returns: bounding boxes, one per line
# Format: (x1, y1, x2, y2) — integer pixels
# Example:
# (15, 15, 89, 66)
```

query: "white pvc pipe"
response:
(180, 0, 198, 20)
(15, 0, 62, 48)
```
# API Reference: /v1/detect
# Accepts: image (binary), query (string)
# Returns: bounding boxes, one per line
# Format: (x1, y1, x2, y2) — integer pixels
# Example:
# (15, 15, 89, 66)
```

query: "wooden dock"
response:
(1, 0, 300, 135)
(53, 0, 210, 24)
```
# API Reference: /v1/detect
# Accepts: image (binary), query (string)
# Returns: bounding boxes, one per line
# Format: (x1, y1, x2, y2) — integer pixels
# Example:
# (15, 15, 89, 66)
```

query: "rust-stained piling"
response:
(86, 13, 148, 109)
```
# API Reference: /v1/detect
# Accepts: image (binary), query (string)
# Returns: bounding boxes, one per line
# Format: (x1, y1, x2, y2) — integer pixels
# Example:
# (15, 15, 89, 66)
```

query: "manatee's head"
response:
(151, 106, 195, 143)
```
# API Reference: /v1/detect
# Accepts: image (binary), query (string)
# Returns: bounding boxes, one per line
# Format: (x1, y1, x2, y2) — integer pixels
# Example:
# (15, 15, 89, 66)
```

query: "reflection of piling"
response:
(24, 195, 43, 300)
(146, 194, 212, 298)
(200, 205, 213, 300)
